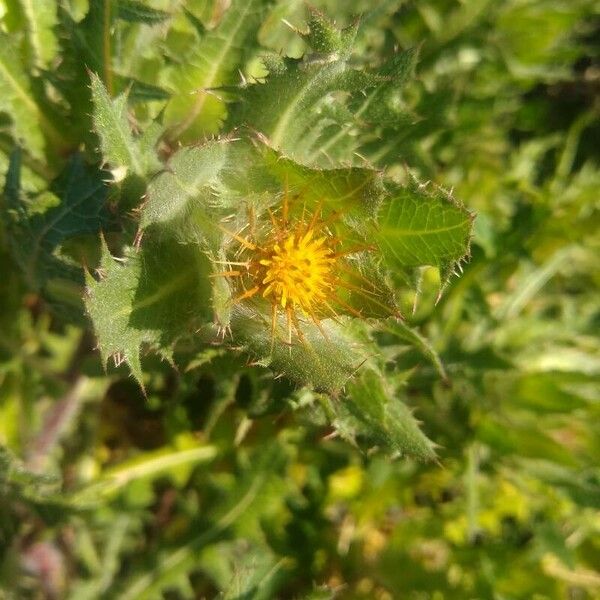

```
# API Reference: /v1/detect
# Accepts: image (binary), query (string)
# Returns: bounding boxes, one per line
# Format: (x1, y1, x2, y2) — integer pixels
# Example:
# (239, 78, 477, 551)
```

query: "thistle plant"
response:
(3, 4, 473, 460)
(83, 7, 473, 460)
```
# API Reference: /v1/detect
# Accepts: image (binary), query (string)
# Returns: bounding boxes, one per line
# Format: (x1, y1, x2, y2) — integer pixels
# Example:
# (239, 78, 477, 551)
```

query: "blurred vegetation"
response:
(1, 0, 599, 599)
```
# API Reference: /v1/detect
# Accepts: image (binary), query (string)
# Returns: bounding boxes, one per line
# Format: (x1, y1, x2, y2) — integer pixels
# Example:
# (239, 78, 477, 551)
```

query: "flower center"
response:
(258, 228, 335, 311)
(214, 201, 379, 344)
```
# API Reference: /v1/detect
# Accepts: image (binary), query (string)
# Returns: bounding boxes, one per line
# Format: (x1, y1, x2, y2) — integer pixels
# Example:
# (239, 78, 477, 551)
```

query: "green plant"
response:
(1, 1, 598, 598)
(3, 3, 473, 461)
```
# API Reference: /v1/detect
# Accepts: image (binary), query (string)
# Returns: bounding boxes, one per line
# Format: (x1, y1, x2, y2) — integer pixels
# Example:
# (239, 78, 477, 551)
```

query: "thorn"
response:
(352, 151, 370, 165)
(281, 18, 300, 33)
(94, 267, 107, 280)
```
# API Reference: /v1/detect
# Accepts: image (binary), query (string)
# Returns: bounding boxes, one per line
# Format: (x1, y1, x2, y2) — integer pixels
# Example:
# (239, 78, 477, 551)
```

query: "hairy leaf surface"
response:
(90, 72, 161, 176)
(85, 239, 212, 386)
(141, 140, 229, 235)
(229, 12, 418, 166)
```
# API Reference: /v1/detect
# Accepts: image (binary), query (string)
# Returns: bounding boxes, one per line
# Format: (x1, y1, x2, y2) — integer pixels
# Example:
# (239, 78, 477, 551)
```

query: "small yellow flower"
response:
(259, 227, 336, 312)
(215, 195, 382, 346)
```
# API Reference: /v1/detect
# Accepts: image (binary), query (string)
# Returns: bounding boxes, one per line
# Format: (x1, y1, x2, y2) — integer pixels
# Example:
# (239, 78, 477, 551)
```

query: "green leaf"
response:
(90, 72, 144, 176)
(0, 446, 60, 501)
(2, 151, 110, 317)
(162, 0, 271, 141)
(0, 446, 68, 519)
(85, 238, 213, 386)
(231, 306, 367, 394)
(114, 76, 171, 104)
(55, 0, 116, 133)
(140, 134, 384, 237)
(230, 57, 362, 161)
(2, 152, 108, 284)
(301, 7, 356, 56)
(0, 32, 47, 158)
(381, 319, 448, 381)
(70, 441, 217, 505)
(219, 547, 285, 600)
(229, 16, 417, 166)
(261, 146, 384, 219)
(17, 0, 59, 68)
(141, 140, 229, 233)
(340, 369, 437, 460)
(376, 180, 473, 281)
(348, 46, 419, 127)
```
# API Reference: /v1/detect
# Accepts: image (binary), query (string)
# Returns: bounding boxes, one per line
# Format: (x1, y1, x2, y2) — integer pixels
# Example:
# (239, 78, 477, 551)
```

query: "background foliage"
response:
(1, 0, 599, 598)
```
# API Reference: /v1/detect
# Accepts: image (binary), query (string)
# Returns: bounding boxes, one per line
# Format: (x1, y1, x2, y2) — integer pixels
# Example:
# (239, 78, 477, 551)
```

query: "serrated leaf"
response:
(229, 18, 417, 165)
(163, 0, 271, 141)
(2, 152, 108, 285)
(90, 72, 143, 175)
(85, 238, 213, 386)
(376, 181, 473, 277)
(230, 58, 363, 161)
(348, 46, 419, 128)
(341, 369, 437, 460)
(301, 7, 354, 56)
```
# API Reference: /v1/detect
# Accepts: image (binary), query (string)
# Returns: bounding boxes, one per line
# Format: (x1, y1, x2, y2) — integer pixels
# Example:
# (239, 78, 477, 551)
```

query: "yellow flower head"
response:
(215, 195, 386, 346)
(259, 227, 335, 312)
